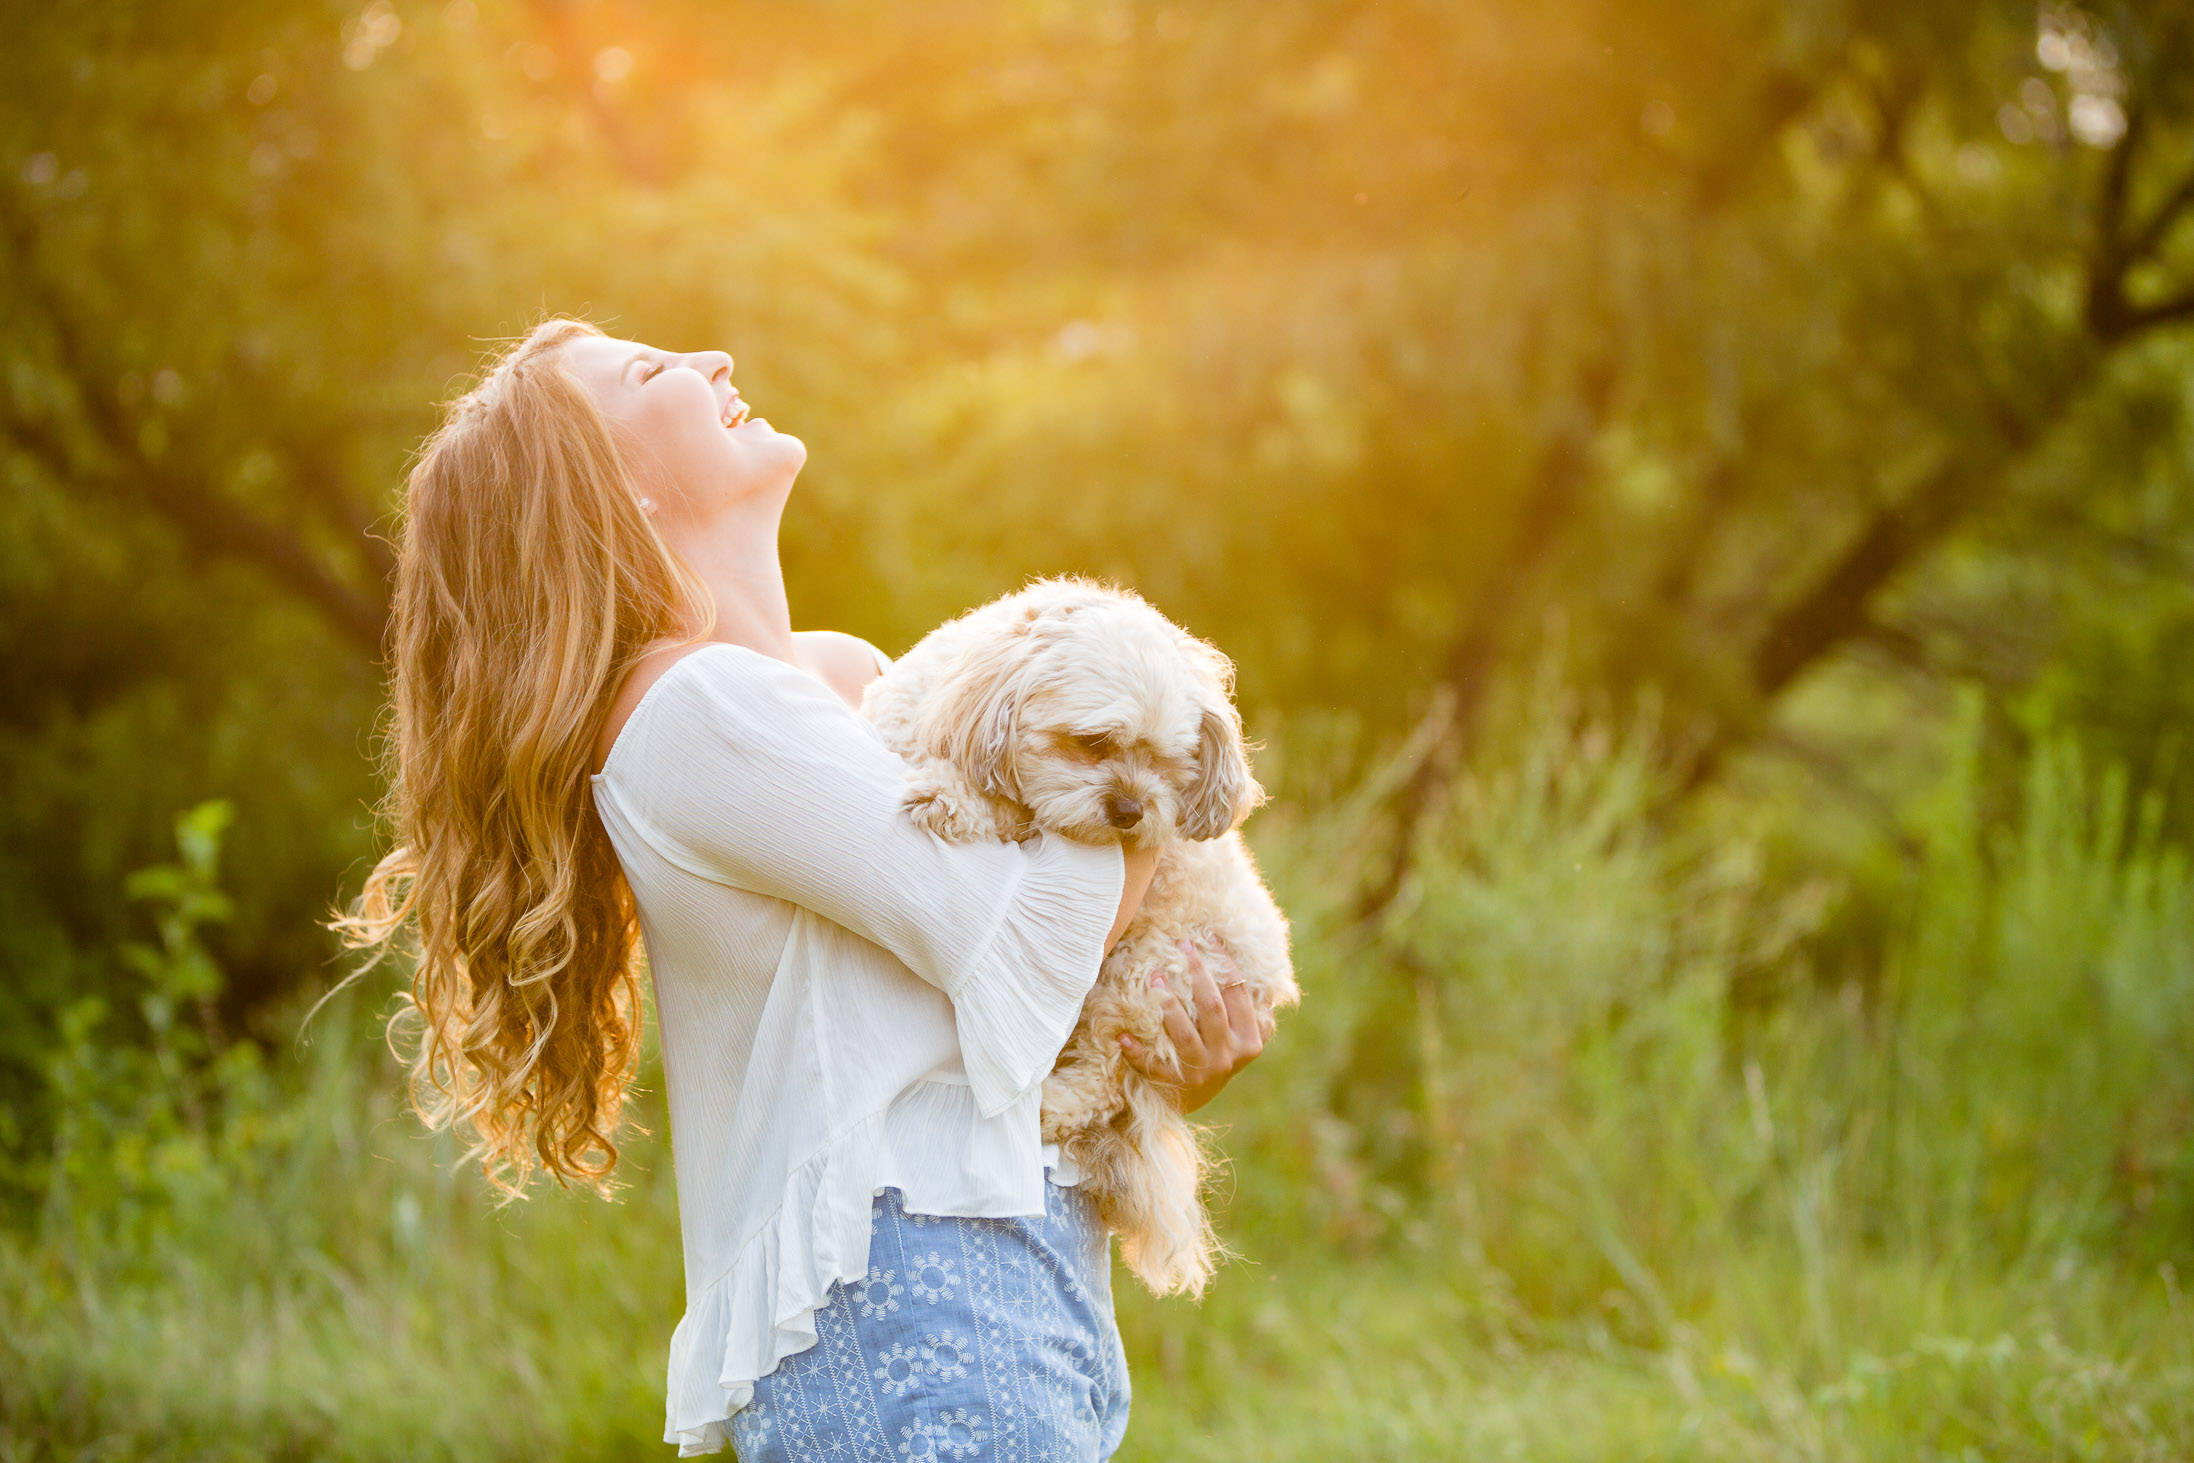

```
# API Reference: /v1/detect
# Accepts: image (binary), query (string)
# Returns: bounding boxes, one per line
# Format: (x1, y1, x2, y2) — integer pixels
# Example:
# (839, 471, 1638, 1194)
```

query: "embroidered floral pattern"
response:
(731, 1399, 773, 1452)
(898, 1420, 941, 1461)
(860, 1265, 905, 1319)
(908, 1252, 959, 1304)
(737, 1186, 1127, 1462)
(874, 1340, 924, 1397)
(930, 1408, 989, 1459)
(921, 1330, 972, 1384)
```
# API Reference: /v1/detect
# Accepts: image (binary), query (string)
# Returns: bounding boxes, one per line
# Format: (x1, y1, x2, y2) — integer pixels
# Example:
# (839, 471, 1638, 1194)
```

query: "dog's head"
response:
(921, 580, 1263, 849)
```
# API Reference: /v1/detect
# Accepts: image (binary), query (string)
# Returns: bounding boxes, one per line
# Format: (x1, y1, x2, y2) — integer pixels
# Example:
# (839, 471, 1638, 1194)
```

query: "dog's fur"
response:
(863, 578, 1296, 1296)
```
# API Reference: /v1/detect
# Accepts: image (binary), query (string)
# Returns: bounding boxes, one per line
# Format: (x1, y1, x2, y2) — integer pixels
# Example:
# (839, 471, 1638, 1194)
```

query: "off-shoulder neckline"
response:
(591, 641, 772, 785)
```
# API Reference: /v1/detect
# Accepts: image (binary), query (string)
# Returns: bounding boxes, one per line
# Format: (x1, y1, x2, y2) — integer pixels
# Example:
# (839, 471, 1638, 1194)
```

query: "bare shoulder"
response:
(793, 630, 890, 711)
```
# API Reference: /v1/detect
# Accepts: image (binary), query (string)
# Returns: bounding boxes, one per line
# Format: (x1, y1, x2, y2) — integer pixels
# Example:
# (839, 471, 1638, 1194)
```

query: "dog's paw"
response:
(902, 771, 1005, 842)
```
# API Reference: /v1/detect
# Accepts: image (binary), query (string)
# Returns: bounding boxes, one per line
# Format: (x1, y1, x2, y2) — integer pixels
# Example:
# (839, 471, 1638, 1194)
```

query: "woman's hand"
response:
(1118, 937, 1269, 1114)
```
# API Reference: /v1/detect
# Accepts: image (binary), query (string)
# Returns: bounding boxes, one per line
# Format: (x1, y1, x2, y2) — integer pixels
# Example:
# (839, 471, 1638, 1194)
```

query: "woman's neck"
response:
(662, 493, 796, 664)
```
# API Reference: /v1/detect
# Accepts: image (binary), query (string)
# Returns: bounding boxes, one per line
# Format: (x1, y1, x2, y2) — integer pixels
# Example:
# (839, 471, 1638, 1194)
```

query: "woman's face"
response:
(559, 334, 806, 514)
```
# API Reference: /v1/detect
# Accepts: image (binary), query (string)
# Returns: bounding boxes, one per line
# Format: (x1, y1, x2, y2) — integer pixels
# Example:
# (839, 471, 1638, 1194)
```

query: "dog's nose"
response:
(1103, 794, 1144, 829)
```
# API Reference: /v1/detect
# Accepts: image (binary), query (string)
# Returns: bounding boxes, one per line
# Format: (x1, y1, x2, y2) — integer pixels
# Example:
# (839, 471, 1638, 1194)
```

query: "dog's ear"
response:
(922, 631, 1035, 800)
(1182, 692, 1263, 840)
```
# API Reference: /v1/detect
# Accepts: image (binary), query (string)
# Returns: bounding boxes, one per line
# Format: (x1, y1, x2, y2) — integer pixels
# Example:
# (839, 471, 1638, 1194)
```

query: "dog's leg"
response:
(901, 763, 1020, 843)
(1041, 960, 1174, 1144)
(1041, 1037, 1128, 1145)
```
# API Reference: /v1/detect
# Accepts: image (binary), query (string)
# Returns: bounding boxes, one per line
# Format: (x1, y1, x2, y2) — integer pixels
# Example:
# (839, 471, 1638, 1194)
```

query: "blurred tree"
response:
(3, 0, 2193, 1209)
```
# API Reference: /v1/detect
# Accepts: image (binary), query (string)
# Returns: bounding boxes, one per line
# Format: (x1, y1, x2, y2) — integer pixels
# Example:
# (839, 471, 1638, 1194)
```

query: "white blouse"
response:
(588, 643, 1125, 1456)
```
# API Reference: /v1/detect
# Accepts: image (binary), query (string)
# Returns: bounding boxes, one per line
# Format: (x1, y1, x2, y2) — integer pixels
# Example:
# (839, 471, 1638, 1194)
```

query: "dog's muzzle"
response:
(1103, 794, 1144, 830)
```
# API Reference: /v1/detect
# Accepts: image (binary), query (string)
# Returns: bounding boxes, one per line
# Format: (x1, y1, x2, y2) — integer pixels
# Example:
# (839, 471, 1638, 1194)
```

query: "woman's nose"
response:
(688, 349, 733, 383)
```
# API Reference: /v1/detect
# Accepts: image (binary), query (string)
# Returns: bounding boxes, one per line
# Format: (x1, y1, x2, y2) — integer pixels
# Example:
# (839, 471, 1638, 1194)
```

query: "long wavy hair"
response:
(336, 318, 706, 1194)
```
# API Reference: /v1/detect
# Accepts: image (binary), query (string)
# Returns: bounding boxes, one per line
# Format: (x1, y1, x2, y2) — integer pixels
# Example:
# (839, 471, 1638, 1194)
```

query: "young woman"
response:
(343, 319, 1267, 1459)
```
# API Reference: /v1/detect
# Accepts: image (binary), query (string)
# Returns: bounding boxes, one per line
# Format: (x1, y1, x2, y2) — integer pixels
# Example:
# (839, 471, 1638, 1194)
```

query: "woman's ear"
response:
(1182, 697, 1263, 840)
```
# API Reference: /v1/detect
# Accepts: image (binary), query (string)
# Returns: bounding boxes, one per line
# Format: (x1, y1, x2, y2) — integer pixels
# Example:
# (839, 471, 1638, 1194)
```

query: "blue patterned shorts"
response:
(731, 1181, 1132, 1463)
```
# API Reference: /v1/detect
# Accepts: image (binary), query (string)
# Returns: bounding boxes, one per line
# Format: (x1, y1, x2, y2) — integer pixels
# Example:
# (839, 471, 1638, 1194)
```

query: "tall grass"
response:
(6, 690, 2193, 1460)
(1124, 683, 2194, 1459)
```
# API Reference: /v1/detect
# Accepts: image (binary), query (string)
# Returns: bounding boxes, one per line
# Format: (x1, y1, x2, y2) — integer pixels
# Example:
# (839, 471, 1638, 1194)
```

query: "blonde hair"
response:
(337, 318, 706, 1194)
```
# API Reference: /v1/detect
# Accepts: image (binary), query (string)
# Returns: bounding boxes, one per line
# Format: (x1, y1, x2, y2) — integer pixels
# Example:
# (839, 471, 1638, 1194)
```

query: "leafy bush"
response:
(7, 700, 2194, 1459)
(33, 800, 289, 1264)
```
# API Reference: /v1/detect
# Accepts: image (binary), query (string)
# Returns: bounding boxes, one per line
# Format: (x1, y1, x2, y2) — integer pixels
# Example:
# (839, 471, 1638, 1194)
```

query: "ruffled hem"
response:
(663, 1109, 891, 1455)
(947, 832, 1124, 1118)
(661, 1090, 1087, 1455)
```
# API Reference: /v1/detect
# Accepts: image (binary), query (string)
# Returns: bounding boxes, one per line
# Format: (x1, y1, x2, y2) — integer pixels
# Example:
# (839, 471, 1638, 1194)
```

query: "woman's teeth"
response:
(723, 398, 750, 428)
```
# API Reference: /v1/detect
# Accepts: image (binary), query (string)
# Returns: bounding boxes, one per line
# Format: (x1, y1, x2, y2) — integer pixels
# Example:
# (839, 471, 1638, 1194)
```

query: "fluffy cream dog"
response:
(863, 578, 1296, 1296)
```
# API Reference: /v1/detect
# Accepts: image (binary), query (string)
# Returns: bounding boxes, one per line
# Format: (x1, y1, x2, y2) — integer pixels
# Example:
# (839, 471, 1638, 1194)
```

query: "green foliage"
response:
(5, 0, 2194, 1454)
(31, 800, 286, 1262)
(12, 713, 2194, 1458)
(1875, 696, 2194, 1256)
(4, 0, 2193, 1083)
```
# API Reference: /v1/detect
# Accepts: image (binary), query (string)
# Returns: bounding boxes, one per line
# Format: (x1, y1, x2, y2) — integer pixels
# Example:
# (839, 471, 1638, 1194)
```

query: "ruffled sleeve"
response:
(937, 830, 1121, 1113)
(598, 644, 1124, 1115)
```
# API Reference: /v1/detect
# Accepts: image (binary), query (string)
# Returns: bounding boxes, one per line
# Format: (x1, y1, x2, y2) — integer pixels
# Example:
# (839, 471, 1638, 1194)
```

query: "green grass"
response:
(1119, 1256, 2192, 1461)
(6, 1049, 2189, 1463)
(7, 696, 2194, 1459)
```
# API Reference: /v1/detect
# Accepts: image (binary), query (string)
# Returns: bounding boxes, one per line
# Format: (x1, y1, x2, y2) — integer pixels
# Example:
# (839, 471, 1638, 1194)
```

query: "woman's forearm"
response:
(1106, 846, 1160, 951)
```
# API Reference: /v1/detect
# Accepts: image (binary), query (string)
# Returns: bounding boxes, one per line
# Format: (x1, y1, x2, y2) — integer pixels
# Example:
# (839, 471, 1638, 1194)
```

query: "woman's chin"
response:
(712, 429, 806, 490)
(743, 420, 806, 465)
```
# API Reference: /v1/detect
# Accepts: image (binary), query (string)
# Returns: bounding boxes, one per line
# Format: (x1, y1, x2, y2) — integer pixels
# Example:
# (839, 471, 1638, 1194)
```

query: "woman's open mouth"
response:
(722, 394, 751, 429)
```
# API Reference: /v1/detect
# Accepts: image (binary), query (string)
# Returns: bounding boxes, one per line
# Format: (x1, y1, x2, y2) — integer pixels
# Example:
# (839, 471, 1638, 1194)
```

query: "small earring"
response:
(639, 496, 656, 515)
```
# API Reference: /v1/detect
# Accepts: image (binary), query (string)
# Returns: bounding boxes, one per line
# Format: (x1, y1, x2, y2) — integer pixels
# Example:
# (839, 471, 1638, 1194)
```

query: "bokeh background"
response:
(7, 0, 2194, 1456)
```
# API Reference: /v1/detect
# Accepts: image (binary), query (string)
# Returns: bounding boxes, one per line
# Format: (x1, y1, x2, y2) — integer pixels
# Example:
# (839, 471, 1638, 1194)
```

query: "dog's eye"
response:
(1069, 732, 1111, 757)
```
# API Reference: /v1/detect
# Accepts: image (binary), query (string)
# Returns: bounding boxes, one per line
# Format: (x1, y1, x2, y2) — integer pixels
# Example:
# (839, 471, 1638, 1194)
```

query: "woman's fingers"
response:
(1180, 938, 1235, 1054)
(1121, 940, 1269, 1102)
(1190, 934, 1264, 1070)
(1220, 978, 1263, 1060)
(1156, 972, 1206, 1073)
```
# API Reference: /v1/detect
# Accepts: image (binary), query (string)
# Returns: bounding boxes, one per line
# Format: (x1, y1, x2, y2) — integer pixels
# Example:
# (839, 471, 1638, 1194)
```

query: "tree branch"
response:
(1702, 87, 2194, 783)
(2088, 105, 2194, 342)
(1748, 455, 1977, 700)
(1353, 355, 1617, 922)
(2122, 157, 2194, 269)
(1, 412, 389, 648)
(1430, 357, 1617, 730)
(0, 209, 391, 651)
(2116, 290, 2194, 335)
